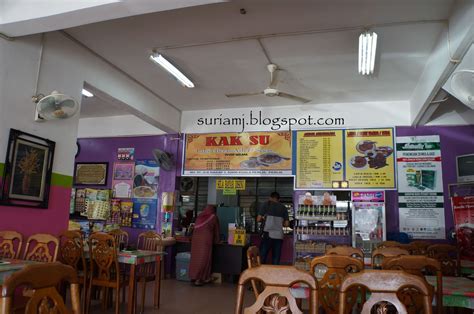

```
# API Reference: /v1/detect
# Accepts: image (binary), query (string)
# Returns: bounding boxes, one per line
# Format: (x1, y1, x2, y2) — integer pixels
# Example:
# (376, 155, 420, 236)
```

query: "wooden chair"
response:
(86, 232, 126, 314)
(59, 230, 87, 310)
(371, 247, 409, 269)
(108, 229, 129, 249)
(326, 246, 364, 260)
(0, 262, 81, 314)
(427, 244, 460, 276)
(0, 230, 23, 259)
(310, 255, 364, 314)
(246, 246, 263, 299)
(136, 231, 162, 312)
(382, 255, 442, 314)
(339, 270, 433, 314)
(377, 241, 403, 249)
(23, 233, 59, 262)
(235, 265, 318, 314)
(409, 241, 431, 255)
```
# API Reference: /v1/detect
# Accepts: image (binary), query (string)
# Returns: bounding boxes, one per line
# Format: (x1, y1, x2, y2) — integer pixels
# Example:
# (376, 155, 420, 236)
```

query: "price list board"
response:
(294, 130, 344, 189)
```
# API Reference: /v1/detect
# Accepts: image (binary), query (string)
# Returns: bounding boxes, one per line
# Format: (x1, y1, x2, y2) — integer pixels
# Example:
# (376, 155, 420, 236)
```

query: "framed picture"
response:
(74, 162, 108, 186)
(0, 129, 55, 209)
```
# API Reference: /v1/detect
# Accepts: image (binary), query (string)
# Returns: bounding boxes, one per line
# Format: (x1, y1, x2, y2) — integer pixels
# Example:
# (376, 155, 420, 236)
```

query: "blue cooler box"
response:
(176, 252, 191, 281)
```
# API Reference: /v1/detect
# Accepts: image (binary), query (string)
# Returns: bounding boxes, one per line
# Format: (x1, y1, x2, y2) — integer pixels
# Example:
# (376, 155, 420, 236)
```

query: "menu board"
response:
(183, 132, 291, 176)
(344, 128, 396, 189)
(294, 130, 344, 189)
(294, 128, 396, 190)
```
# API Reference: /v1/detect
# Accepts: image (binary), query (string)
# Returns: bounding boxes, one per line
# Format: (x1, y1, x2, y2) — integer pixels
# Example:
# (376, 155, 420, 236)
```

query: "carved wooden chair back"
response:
(0, 231, 23, 259)
(310, 255, 364, 314)
(371, 247, 409, 269)
(409, 241, 431, 255)
(59, 230, 86, 272)
(0, 262, 81, 314)
(246, 246, 263, 299)
(339, 270, 433, 314)
(108, 229, 129, 249)
(382, 255, 442, 314)
(235, 265, 318, 314)
(427, 244, 460, 276)
(88, 232, 120, 282)
(137, 231, 162, 251)
(23, 233, 59, 263)
(326, 246, 364, 260)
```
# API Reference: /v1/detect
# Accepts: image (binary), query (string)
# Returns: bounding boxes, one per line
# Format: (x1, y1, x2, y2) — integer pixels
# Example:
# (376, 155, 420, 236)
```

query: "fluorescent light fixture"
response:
(358, 31, 378, 75)
(82, 89, 94, 98)
(150, 53, 195, 88)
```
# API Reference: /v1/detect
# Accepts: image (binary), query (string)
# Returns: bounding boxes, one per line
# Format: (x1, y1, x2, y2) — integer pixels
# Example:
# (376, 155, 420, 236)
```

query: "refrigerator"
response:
(351, 191, 386, 264)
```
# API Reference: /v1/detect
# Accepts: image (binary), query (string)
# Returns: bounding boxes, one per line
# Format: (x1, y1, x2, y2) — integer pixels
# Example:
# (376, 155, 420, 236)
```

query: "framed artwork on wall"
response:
(74, 162, 109, 186)
(0, 128, 56, 209)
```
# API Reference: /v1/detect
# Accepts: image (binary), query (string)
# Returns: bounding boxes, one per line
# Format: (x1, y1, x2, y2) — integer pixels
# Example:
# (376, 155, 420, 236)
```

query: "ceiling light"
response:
(150, 52, 195, 88)
(82, 89, 94, 98)
(358, 31, 377, 75)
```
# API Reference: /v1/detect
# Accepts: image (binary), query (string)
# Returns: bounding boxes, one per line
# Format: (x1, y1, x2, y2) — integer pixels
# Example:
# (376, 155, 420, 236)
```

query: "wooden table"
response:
(0, 259, 38, 286)
(461, 259, 474, 275)
(117, 250, 166, 314)
(426, 275, 474, 310)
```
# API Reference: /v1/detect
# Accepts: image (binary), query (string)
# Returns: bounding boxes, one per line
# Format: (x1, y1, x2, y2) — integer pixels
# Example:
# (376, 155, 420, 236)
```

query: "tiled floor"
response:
(88, 279, 253, 314)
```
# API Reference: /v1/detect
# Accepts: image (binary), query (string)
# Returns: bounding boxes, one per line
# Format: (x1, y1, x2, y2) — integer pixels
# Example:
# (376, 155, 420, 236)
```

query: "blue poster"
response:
(132, 198, 158, 229)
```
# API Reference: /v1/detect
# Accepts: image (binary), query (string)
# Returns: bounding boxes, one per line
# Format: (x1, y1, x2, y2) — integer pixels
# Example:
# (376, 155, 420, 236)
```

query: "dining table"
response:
(117, 250, 166, 314)
(0, 259, 39, 287)
(461, 259, 474, 275)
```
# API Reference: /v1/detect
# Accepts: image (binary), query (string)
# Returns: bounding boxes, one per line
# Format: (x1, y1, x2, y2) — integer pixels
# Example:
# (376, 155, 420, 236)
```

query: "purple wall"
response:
(386, 125, 474, 240)
(76, 134, 182, 242)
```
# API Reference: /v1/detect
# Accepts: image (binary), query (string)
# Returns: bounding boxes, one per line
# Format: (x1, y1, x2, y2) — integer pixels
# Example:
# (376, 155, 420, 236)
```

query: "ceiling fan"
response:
(225, 64, 312, 103)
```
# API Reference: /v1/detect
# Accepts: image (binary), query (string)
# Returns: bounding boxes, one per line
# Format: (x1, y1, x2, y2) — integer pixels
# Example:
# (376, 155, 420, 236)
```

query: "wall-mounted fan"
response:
(225, 64, 312, 103)
(33, 91, 79, 121)
(451, 70, 474, 109)
(180, 177, 197, 194)
(152, 149, 175, 171)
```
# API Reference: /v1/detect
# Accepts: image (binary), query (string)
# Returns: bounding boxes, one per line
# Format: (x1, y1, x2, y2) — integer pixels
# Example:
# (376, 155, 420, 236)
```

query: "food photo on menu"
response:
(239, 152, 290, 169)
(350, 140, 393, 170)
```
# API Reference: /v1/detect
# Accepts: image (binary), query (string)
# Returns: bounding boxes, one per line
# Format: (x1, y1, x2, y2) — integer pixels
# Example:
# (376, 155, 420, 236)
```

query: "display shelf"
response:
(295, 215, 338, 221)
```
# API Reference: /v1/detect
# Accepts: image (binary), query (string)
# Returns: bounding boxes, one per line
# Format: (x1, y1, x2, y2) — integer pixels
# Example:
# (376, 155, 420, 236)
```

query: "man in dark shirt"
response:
(257, 192, 289, 265)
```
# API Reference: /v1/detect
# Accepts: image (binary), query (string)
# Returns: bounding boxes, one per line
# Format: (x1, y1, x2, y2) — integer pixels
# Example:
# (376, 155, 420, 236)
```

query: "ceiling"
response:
(67, 0, 455, 111)
(80, 94, 131, 118)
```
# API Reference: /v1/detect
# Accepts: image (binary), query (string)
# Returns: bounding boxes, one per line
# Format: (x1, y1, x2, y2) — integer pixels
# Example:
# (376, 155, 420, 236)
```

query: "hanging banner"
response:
(344, 128, 396, 189)
(183, 132, 291, 176)
(293, 130, 344, 189)
(452, 196, 474, 261)
(293, 128, 395, 189)
(132, 198, 158, 229)
(397, 135, 445, 239)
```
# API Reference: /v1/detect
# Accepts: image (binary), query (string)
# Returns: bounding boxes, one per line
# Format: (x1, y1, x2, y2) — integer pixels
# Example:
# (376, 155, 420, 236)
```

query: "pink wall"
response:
(0, 181, 71, 239)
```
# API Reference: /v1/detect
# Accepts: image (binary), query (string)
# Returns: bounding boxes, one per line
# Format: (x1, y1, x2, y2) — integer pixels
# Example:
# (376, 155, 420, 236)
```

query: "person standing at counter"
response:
(189, 204, 220, 286)
(257, 192, 289, 265)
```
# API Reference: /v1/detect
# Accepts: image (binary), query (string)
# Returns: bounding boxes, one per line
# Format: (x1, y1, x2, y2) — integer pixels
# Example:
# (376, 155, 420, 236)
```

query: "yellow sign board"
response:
(294, 128, 395, 189)
(183, 132, 291, 176)
(295, 130, 344, 189)
(233, 228, 246, 246)
(216, 179, 246, 190)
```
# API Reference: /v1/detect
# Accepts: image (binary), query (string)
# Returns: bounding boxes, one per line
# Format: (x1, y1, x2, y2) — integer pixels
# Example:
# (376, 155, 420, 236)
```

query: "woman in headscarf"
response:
(189, 205, 220, 286)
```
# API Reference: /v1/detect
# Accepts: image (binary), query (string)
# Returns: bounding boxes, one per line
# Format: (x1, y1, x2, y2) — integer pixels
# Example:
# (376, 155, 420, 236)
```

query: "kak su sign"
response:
(183, 132, 292, 176)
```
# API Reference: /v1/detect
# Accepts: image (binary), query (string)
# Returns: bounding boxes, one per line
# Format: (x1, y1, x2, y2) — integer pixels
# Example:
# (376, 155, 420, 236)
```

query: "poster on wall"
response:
(344, 128, 396, 189)
(452, 196, 474, 261)
(133, 160, 159, 199)
(293, 128, 395, 190)
(182, 132, 292, 176)
(293, 130, 344, 189)
(132, 198, 157, 229)
(397, 135, 445, 239)
(112, 162, 135, 198)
